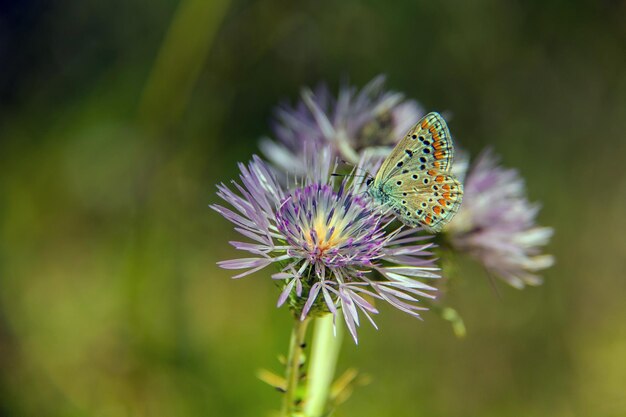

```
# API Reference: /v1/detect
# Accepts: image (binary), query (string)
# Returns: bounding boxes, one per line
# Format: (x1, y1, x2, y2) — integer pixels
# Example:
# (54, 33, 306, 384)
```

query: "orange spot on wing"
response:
(433, 161, 440, 167)
(432, 133, 440, 141)
(433, 206, 442, 215)
(442, 192, 451, 200)
(434, 151, 445, 159)
(424, 216, 432, 224)
(427, 169, 437, 176)
(442, 184, 450, 191)
(433, 141, 442, 150)
(421, 119, 429, 129)
(435, 175, 444, 183)
(429, 126, 436, 134)
(438, 199, 446, 206)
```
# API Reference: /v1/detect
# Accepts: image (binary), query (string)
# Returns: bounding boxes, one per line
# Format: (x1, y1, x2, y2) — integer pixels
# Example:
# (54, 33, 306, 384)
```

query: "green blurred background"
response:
(1, 0, 625, 416)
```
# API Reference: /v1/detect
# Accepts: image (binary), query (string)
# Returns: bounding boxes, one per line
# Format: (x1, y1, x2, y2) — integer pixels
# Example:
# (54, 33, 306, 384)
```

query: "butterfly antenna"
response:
(331, 173, 368, 178)
(339, 158, 374, 178)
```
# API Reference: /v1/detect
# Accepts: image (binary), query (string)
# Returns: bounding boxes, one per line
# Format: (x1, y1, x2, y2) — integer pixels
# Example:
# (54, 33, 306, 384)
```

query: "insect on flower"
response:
(366, 112, 463, 233)
(211, 153, 441, 342)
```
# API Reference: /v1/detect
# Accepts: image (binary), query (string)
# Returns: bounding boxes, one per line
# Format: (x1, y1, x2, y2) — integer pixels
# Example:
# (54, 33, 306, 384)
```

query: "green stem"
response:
(304, 314, 343, 417)
(282, 317, 310, 417)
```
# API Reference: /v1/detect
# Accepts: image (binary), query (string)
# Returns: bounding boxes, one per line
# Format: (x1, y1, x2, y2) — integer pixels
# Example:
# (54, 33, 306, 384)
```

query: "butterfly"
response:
(366, 112, 463, 233)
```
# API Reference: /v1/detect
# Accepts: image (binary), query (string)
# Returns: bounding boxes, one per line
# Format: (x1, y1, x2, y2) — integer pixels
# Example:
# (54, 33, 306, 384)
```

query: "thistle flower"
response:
(211, 154, 439, 342)
(444, 150, 554, 288)
(260, 75, 423, 175)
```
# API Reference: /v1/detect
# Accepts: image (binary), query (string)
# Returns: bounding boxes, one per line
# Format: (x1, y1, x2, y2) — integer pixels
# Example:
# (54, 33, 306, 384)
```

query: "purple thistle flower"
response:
(444, 149, 554, 288)
(260, 75, 424, 175)
(211, 155, 439, 343)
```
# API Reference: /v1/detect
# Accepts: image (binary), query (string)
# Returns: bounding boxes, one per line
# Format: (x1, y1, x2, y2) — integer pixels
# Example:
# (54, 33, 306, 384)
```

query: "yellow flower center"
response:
(304, 213, 348, 255)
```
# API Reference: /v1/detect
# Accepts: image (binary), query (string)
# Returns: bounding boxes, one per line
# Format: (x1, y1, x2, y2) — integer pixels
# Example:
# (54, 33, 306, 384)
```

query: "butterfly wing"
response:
(386, 170, 463, 232)
(375, 112, 454, 183)
(374, 112, 463, 232)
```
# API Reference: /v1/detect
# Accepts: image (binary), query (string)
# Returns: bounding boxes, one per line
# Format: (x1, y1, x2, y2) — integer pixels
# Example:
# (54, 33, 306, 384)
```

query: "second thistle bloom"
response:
(212, 154, 439, 342)
(444, 150, 554, 288)
(261, 75, 424, 175)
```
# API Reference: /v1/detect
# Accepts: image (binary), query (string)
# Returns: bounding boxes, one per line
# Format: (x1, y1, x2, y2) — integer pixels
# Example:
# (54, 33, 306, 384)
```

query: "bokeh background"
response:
(1, 0, 626, 416)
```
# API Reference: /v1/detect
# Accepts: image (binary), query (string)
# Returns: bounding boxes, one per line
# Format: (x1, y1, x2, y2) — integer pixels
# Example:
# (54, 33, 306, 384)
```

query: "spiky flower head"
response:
(260, 75, 424, 175)
(444, 150, 554, 288)
(211, 153, 439, 342)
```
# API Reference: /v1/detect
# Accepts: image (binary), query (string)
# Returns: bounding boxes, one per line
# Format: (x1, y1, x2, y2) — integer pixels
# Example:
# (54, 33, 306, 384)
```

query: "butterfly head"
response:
(365, 176, 389, 205)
